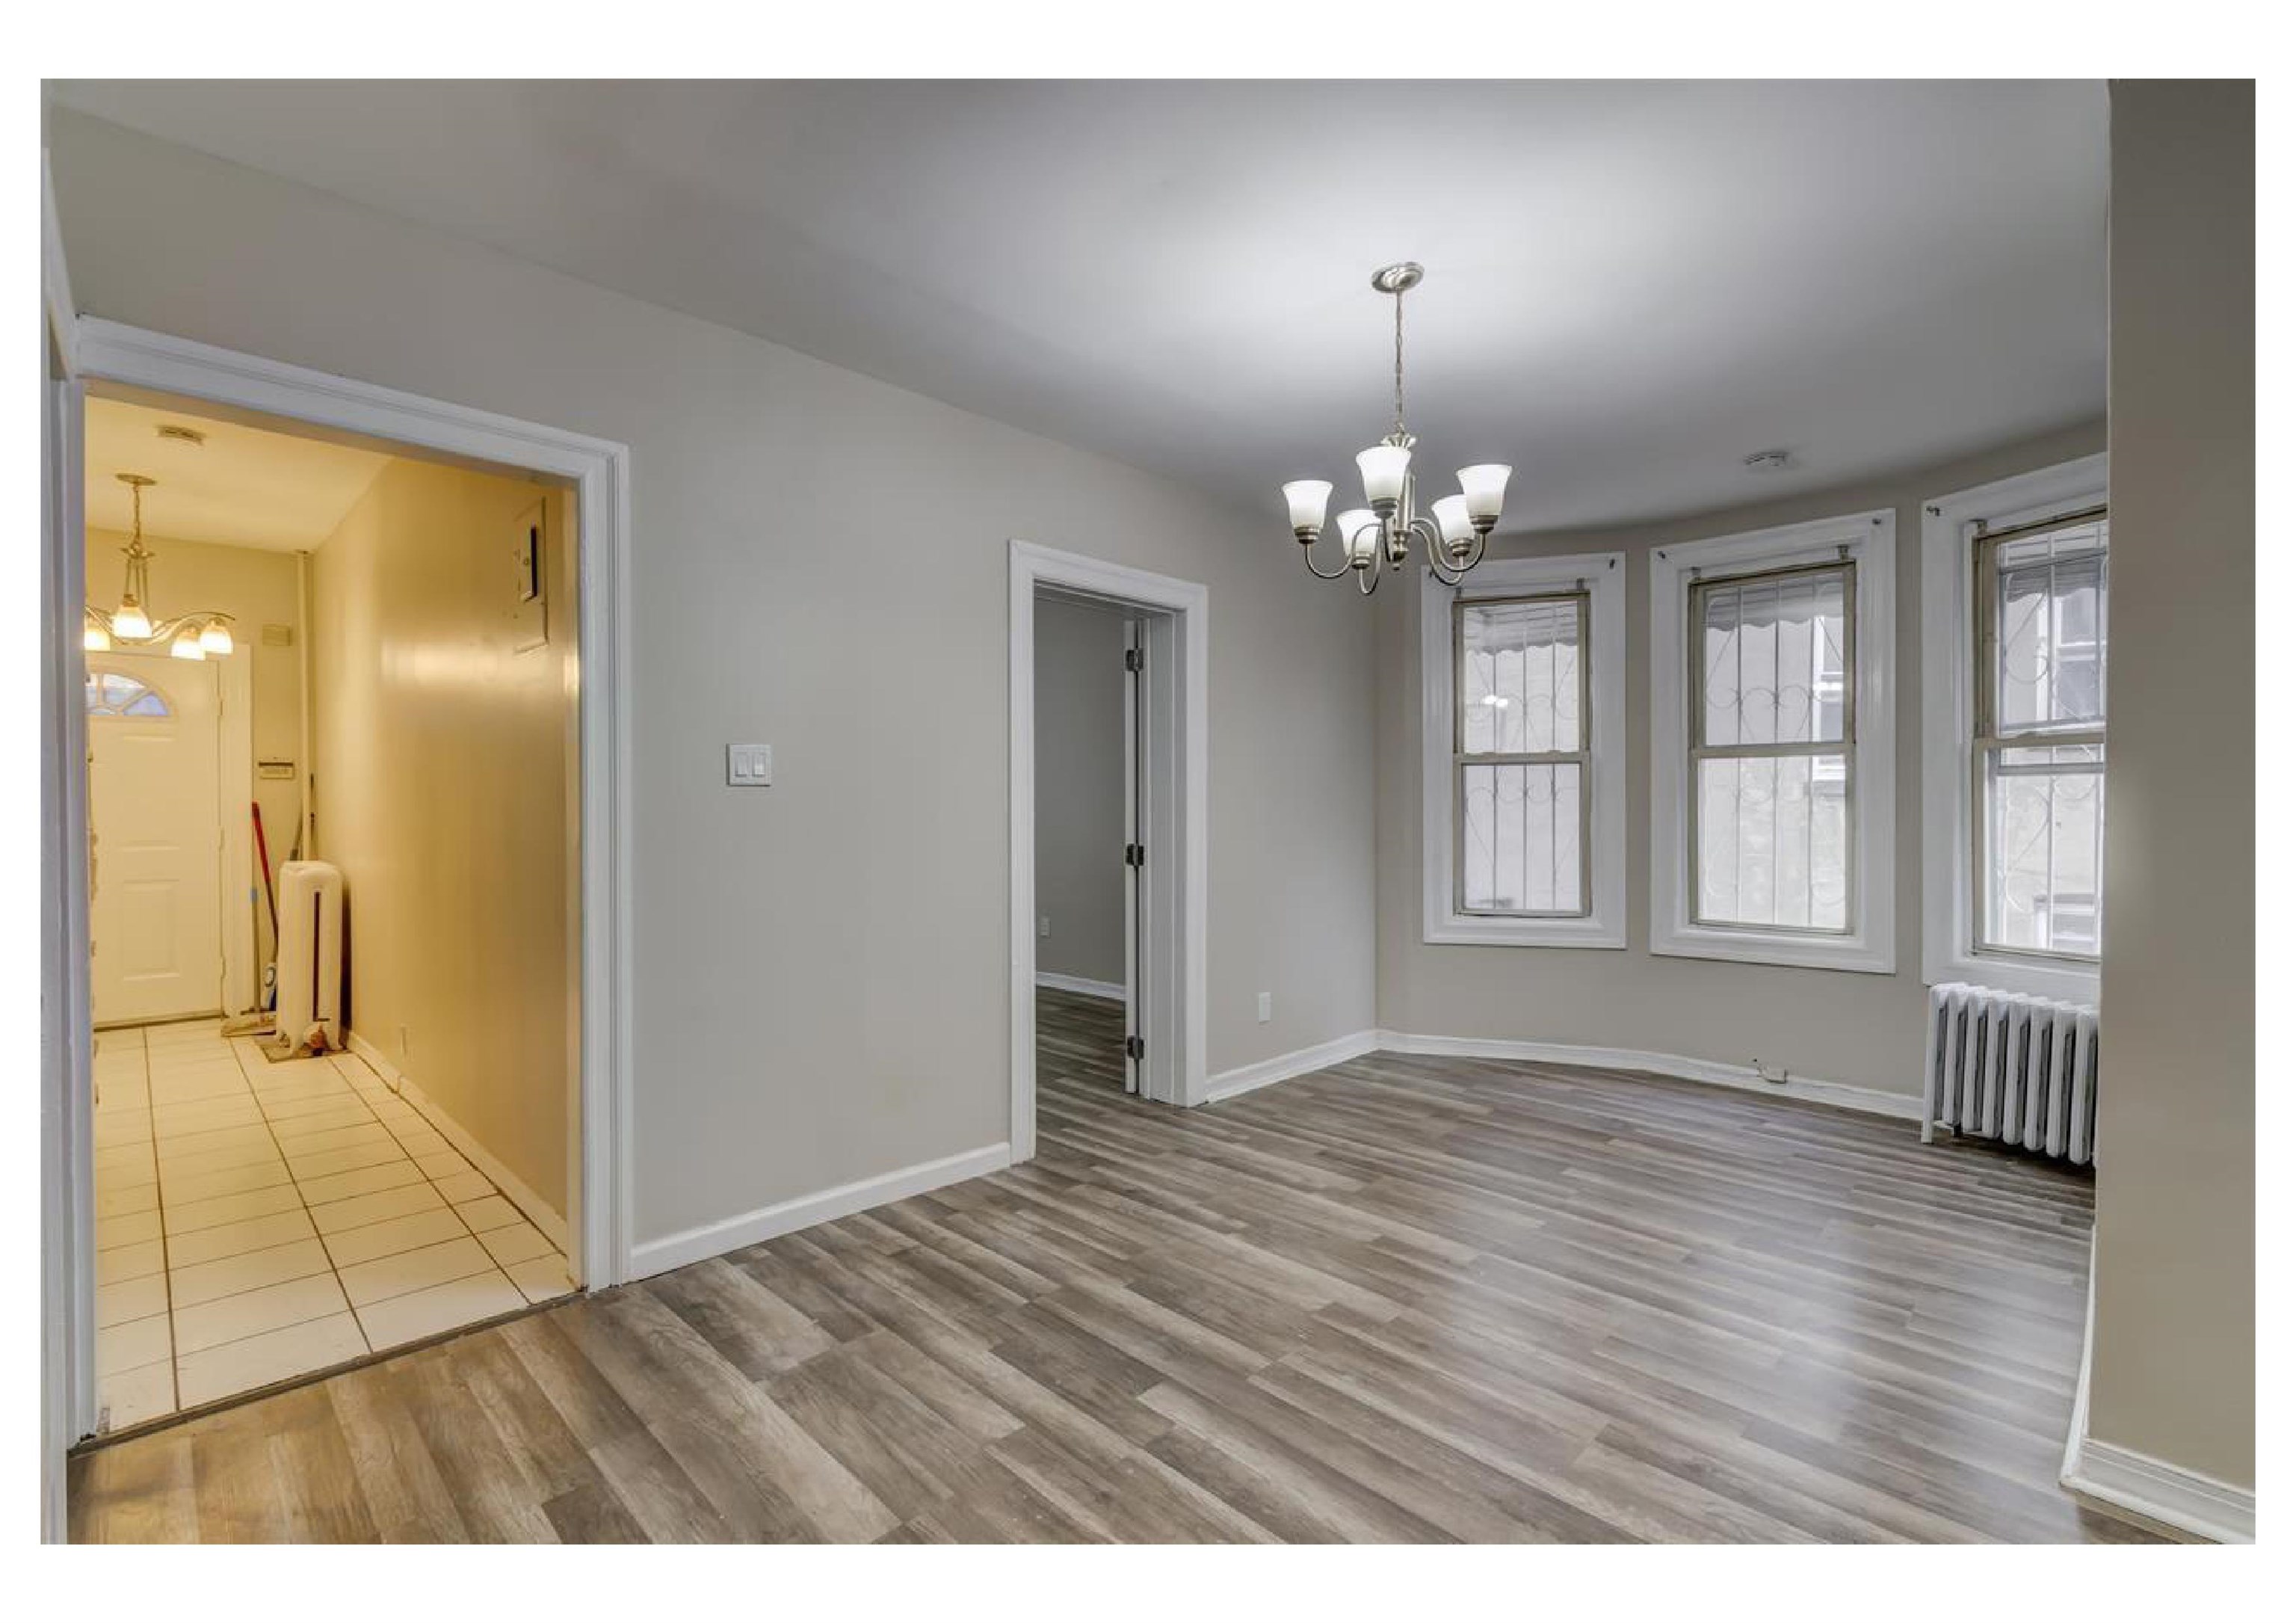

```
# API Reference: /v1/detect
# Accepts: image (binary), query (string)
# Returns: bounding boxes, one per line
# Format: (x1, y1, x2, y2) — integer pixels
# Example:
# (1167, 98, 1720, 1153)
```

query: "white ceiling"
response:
(49, 81, 2108, 531)
(84, 395, 389, 550)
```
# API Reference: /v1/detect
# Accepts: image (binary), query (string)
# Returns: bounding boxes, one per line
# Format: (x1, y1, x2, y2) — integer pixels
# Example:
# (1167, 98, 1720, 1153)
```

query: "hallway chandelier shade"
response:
(1282, 263, 1512, 595)
(83, 474, 236, 660)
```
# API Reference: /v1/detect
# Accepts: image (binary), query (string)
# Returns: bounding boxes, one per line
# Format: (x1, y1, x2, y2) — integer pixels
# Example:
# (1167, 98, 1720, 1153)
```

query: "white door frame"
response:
(42, 318, 638, 1472)
(41, 153, 91, 1545)
(1008, 541, 1207, 1160)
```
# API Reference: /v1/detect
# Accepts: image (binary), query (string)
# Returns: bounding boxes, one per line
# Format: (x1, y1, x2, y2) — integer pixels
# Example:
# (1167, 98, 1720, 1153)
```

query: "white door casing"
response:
(1122, 616, 1144, 1097)
(88, 653, 225, 1026)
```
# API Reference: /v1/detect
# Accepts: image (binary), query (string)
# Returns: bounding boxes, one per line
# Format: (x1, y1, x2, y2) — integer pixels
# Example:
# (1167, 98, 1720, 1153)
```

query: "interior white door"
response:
(88, 653, 223, 1026)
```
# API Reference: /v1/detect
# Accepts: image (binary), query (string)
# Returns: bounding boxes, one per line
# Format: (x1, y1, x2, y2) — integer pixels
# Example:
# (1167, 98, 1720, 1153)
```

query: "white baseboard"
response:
(1372, 1030, 1925, 1121)
(627, 1142, 1012, 1280)
(2063, 1435, 2254, 1544)
(1035, 972, 1126, 1003)
(344, 1029, 570, 1251)
(1204, 1029, 1380, 1103)
(2059, 1236, 2253, 1543)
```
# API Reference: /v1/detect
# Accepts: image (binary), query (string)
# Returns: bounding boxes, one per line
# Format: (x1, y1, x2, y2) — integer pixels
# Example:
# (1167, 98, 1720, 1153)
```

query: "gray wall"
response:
(1033, 596, 1128, 990)
(46, 110, 1379, 1248)
(1375, 422, 2105, 1097)
(2087, 80, 2253, 1491)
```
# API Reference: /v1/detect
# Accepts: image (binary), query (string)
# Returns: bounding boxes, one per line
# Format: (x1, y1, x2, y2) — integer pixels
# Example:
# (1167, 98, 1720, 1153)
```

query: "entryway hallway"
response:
(94, 1017, 573, 1432)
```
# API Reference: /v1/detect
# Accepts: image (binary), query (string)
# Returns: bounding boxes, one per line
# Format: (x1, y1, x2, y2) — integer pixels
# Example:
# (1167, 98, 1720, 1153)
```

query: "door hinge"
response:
(1123, 647, 1144, 674)
(1124, 843, 1145, 867)
(1125, 1035, 1145, 1061)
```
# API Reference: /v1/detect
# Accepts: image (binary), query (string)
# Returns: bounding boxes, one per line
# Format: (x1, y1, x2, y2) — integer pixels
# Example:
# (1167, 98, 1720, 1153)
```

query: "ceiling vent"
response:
(1741, 449, 1793, 474)
(155, 424, 209, 447)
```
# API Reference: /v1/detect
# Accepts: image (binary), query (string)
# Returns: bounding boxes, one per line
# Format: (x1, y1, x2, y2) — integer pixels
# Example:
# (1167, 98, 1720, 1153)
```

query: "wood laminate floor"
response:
(70, 988, 2150, 1542)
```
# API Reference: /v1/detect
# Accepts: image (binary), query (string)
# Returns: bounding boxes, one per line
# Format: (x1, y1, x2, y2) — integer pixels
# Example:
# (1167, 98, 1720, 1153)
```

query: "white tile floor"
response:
(91, 1019, 575, 1432)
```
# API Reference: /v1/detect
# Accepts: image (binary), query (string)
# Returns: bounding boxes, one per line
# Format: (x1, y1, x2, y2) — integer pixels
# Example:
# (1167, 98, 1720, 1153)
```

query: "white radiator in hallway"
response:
(1922, 982, 2097, 1165)
(274, 860, 345, 1053)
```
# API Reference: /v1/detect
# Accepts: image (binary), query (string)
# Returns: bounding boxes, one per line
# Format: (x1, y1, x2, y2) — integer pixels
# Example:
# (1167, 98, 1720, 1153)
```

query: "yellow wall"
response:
(309, 455, 577, 1223)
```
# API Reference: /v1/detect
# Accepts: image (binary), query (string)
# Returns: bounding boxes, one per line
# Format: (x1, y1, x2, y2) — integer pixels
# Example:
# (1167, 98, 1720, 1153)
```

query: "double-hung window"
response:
(1974, 511, 2108, 958)
(1422, 553, 1626, 947)
(1455, 591, 1590, 917)
(1688, 561, 1855, 933)
(1921, 455, 2108, 998)
(1651, 512, 1895, 972)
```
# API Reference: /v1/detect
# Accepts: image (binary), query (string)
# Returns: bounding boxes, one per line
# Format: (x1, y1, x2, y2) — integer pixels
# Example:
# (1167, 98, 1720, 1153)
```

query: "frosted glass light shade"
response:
(1457, 464, 1512, 524)
(199, 620, 235, 655)
(1281, 479, 1333, 535)
(169, 629, 206, 660)
(83, 623, 111, 653)
(1356, 445, 1411, 504)
(1431, 494, 1473, 547)
(112, 600, 152, 641)
(1335, 509, 1379, 566)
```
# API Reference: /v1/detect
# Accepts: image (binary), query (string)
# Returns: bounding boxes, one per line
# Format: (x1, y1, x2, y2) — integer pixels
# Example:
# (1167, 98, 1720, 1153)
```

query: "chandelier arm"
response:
(1412, 519, 1468, 588)
(145, 612, 237, 642)
(1357, 561, 1380, 597)
(1300, 531, 1355, 581)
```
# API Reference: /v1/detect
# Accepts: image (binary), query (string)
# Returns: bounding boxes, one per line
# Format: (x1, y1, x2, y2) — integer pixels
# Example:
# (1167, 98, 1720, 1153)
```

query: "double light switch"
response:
(726, 744, 774, 786)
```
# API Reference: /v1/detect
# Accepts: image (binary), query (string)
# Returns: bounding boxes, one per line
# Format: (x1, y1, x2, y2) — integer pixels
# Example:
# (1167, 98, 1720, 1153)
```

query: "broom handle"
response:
(252, 801, 280, 940)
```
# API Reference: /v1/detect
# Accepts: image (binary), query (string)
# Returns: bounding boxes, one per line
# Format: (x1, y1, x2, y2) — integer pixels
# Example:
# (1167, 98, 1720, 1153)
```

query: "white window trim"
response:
(1920, 454, 2107, 1002)
(1421, 552, 1626, 948)
(1650, 510, 1896, 973)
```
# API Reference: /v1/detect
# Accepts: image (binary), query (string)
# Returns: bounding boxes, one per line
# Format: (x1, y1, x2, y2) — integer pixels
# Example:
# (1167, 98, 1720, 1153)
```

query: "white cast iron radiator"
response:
(273, 859, 345, 1054)
(1922, 982, 2097, 1165)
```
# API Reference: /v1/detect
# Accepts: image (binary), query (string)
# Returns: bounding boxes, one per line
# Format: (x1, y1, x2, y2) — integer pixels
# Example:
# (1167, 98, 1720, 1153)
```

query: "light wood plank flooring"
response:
(70, 988, 2148, 1542)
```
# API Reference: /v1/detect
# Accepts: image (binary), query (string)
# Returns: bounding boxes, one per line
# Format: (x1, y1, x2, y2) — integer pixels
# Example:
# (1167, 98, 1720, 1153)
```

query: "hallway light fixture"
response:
(1281, 263, 1512, 595)
(83, 473, 236, 659)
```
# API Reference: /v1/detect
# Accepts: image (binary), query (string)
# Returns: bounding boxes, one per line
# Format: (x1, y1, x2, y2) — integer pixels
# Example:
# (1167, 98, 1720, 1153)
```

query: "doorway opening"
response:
(1030, 594, 1147, 1108)
(77, 386, 585, 1434)
(1008, 543, 1207, 1162)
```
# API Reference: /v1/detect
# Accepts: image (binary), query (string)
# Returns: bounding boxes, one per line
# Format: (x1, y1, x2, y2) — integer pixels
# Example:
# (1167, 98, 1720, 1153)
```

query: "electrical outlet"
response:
(1039, 916, 1051, 938)
(1256, 991, 1272, 1024)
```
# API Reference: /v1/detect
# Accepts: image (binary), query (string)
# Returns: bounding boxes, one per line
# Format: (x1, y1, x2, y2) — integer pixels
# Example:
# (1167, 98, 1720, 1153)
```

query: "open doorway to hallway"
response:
(83, 393, 580, 1434)
(1010, 541, 1206, 1160)
(1031, 593, 1147, 1108)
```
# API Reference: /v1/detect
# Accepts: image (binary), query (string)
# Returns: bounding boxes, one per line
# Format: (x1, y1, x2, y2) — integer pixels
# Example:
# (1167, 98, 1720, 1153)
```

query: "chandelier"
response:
(84, 474, 236, 660)
(1281, 263, 1511, 594)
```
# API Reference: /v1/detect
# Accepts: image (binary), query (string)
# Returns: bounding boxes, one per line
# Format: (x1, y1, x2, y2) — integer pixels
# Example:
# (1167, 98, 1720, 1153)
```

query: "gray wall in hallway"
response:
(1033, 595, 1129, 991)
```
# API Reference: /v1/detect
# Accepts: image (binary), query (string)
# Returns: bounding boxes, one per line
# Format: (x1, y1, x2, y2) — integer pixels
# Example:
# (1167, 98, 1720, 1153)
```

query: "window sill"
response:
(1425, 914, 1626, 950)
(1926, 950, 2099, 1005)
(1650, 923, 1894, 975)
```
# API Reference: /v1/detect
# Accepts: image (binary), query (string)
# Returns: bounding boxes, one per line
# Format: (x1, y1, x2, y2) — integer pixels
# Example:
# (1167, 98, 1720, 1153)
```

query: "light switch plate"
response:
(726, 744, 773, 786)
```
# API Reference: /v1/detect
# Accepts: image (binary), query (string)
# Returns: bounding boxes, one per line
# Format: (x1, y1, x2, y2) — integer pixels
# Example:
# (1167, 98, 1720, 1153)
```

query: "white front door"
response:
(88, 653, 223, 1026)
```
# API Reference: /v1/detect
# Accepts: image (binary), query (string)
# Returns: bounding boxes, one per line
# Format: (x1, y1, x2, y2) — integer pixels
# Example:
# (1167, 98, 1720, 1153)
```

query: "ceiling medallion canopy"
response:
(83, 474, 238, 660)
(1282, 263, 1511, 595)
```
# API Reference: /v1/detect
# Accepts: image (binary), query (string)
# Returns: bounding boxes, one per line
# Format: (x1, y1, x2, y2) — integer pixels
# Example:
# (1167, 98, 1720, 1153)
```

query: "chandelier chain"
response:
(1392, 290, 1406, 434)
